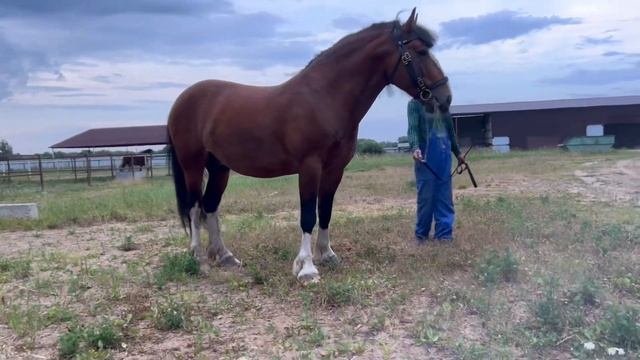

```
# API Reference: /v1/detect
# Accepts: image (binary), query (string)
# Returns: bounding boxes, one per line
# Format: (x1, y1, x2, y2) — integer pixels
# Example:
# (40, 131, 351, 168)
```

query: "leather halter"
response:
(387, 25, 449, 102)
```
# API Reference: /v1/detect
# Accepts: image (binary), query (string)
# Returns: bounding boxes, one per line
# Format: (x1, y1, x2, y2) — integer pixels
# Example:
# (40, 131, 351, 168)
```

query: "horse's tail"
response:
(168, 135, 191, 236)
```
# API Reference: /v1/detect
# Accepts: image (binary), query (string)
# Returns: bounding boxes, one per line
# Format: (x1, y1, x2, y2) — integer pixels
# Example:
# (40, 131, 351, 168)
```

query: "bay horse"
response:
(167, 8, 452, 284)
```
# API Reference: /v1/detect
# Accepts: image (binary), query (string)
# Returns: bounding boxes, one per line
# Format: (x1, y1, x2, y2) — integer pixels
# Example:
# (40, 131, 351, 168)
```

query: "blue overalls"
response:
(414, 121, 455, 241)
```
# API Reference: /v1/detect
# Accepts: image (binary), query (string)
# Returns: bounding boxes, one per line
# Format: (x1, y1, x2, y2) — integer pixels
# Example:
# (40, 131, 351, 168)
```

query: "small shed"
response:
(50, 125, 170, 181)
(51, 125, 168, 149)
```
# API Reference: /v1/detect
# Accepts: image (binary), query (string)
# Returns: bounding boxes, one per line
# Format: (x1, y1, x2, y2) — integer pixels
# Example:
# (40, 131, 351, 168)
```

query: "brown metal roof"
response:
(451, 95, 640, 116)
(51, 125, 168, 149)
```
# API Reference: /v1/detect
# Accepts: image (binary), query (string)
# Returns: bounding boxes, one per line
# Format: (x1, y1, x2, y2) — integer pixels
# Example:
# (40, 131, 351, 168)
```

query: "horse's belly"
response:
(225, 157, 297, 179)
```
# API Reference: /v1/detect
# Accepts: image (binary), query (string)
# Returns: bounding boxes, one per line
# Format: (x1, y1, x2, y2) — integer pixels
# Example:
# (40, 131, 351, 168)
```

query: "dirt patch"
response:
(0, 220, 178, 260)
(572, 158, 640, 206)
(456, 157, 640, 207)
(455, 174, 561, 199)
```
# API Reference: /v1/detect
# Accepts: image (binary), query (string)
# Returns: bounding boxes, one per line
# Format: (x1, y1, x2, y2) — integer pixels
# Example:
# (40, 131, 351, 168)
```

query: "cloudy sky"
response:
(1, 0, 639, 154)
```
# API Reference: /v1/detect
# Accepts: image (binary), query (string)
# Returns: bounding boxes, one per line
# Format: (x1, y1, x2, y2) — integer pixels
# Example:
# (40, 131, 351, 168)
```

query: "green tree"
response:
(356, 139, 384, 155)
(0, 139, 13, 157)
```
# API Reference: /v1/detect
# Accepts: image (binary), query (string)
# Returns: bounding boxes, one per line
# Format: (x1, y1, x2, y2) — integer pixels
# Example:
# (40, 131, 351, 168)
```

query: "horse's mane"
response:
(305, 20, 438, 69)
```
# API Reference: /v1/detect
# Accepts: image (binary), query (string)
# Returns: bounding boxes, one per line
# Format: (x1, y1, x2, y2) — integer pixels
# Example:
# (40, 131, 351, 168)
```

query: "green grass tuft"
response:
(84, 319, 123, 350)
(476, 248, 519, 286)
(570, 277, 599, 307)
(58, 326, 84, 359)
(322, 280, 355, 306)
(117, 235, 139, 252)
(600, 305, 640, 350)
(58, 318, 124, 358)
(0, 256, 32, 281)
(532, 277, 564, 336)
(152, 296, 192, 331)
(153, 251, 200, 287)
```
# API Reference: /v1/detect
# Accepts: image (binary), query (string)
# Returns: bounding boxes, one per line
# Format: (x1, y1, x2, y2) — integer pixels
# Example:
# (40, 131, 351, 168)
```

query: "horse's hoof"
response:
(297, 271, 320, 285)
(315, 252, 339, 266)
(321, 253, 340, 265)
(190, 248, 203, 261)
(199, 262, 212, 273)
(217, 254, 242, 267)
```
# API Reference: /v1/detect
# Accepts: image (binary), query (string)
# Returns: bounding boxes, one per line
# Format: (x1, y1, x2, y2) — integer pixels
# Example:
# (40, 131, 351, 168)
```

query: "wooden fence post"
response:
(37, 155, 44, 192)
(110, 155, 115, 178)
(86, 155, 92, 186)
(53, 157, 57, 178)
(72, 157, 77, 180)
(129, 154, 134, 179)
(149, 154, 154, 178)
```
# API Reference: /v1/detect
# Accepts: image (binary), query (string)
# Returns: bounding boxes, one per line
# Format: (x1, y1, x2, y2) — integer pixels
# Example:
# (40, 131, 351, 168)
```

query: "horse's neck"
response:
(296, 30, 392, 128)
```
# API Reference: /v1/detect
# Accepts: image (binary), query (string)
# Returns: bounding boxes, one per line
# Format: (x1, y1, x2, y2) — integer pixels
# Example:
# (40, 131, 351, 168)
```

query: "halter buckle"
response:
(419, 89, 433, 101)
(401, 52, 412, 65)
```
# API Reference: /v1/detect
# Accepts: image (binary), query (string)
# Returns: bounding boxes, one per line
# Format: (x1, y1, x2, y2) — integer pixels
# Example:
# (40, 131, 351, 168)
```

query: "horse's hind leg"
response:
(181, 154, 206, 260)
(202, 154, 241, 267)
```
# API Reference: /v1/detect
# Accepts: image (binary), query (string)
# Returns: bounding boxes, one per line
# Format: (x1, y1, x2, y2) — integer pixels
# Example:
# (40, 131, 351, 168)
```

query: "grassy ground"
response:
(0, 150, 638, 359)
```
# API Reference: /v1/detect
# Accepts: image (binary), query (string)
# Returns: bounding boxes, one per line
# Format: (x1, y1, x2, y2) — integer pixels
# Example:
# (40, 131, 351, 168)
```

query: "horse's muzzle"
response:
(432, 82, 452, 111)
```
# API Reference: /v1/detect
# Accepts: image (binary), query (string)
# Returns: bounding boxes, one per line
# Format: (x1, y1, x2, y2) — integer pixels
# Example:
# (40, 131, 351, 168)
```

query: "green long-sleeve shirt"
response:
(407, 99, 461, 157)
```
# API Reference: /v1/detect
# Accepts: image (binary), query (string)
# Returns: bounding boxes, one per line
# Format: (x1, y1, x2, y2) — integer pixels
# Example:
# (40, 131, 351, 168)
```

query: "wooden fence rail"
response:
(0, 153, 172, 191)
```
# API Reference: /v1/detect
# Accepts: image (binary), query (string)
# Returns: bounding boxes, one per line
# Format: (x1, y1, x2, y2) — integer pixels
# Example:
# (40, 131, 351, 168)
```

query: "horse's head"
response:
(386, 8, 452, 111)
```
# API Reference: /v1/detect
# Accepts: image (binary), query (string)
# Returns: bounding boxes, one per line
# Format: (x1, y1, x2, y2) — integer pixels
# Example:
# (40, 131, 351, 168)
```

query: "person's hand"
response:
(412, 149, 423, 161)
(457, 154, 466, 165)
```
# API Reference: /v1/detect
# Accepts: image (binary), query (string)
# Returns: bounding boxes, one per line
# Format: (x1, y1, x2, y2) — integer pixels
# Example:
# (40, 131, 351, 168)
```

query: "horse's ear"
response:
(403, 7, 418, 33)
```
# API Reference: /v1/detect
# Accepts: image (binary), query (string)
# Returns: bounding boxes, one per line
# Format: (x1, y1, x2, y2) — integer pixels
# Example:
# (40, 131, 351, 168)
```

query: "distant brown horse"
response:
(167, 8, 452, 283)
(121, 155, 146, 170)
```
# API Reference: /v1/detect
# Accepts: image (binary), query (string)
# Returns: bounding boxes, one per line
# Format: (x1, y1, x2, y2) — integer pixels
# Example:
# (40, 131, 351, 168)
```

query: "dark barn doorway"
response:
(454, 115, 489, 148)
(605, 123, 640, 149)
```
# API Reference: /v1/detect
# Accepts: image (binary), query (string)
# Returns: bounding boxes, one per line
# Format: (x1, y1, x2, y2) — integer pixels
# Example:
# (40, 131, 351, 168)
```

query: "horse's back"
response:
(167, 79, 297, 175)
(169, 79, 269, 135)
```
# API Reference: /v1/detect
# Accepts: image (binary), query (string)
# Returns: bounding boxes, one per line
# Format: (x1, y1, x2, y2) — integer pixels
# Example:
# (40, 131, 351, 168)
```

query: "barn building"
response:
(450, 95, 640, 150)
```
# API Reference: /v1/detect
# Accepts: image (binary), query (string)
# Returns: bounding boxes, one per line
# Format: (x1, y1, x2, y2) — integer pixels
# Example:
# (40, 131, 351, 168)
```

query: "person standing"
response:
(407, 98, 465, 243)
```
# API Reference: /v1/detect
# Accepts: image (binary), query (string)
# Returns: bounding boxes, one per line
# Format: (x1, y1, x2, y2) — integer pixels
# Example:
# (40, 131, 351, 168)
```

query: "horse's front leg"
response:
(314, 168, 343, 265)
(293, 159, 322, 284)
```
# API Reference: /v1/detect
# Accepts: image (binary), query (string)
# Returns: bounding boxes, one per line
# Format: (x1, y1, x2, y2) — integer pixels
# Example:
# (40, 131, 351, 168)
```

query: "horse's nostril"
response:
(446, 95, 452, 106)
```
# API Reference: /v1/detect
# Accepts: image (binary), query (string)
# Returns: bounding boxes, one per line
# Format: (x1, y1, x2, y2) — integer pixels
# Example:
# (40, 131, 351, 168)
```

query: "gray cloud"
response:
(602, 51, 640, 58)
(439, 10, 580, 48)
(22, 86, 83, 93)
(0, 0, 233, 16)
(117, 82, 189, 91)
(8, 12, 289, 57)
(91, 75, 123, 84)
(0, 35, 52, 100)
(0, 2, 318, 100)
(53, 93, 107, 98)
(19, 104, 141, 111)
(578, 35, 619, 47)
(332, 14, 371, 30)
(541, 62, 640, 85)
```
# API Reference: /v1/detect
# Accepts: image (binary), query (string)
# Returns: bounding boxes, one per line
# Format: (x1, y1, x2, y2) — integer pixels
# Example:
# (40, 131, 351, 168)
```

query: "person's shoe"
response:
(435, 237, 453, 243)
(415, 235, 429, 245)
